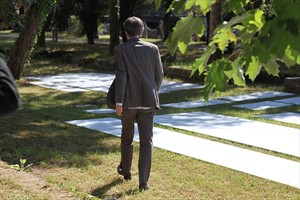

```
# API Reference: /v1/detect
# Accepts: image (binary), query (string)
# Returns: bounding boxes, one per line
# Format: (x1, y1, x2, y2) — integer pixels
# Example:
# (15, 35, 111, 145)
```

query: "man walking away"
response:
(113, 16, 164, 192)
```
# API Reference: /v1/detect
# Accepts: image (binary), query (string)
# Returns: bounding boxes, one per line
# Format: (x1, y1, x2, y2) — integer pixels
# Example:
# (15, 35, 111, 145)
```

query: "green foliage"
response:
(167, 0, 186, 14)
(29, 0, 57, 62)
(33, 0, 57, 35)
(158, 0, 216, 15)
(155, 0, 161, 10)
(10, 159, 33, 172)
(213, 26, 237, 52)
(0, 1, 26, 29)
(228, 57, 246, 87)
(191, 45, 216, 76)
(227, 0, 250, 14)
(186, 0, 216, 15)
(166, 13, 205, 55)
(159, 0, 300, 100)
(68, 15, 83, 35)
(203, 58, 231, 100)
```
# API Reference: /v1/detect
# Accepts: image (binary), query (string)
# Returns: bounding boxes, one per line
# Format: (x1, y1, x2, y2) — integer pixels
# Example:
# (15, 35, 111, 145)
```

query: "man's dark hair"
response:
(123, 16, 144, 37)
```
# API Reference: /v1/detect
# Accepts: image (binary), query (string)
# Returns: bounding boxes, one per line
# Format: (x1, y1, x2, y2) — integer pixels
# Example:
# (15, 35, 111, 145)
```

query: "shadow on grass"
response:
(91, 178, 140, 199)
(0, 113, 120, 167)
(0, 90, 120, 168)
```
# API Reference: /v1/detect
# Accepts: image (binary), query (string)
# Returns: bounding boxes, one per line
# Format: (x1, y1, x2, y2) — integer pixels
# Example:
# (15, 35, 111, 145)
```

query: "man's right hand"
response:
(115, 105, 123, 117)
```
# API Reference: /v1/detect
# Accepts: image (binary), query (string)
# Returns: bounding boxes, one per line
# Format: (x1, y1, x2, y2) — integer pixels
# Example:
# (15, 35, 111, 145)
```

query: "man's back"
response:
(114, 38, 163, 109)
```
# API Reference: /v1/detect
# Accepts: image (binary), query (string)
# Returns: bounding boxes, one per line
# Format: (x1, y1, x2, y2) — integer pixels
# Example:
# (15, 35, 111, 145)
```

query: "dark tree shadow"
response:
(0, 91, 120, 167)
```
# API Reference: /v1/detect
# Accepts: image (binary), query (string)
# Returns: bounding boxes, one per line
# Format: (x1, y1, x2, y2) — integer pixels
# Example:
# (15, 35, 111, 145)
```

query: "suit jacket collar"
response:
(127, 37, 140, 42)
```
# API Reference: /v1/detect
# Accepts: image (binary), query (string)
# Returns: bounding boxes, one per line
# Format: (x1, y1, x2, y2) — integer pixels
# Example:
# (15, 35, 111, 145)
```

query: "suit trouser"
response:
(121, 108, 154, 184)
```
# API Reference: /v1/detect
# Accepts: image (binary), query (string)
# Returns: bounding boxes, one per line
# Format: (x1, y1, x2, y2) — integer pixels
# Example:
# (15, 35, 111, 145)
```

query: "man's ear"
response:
(125, 32, 130, 40)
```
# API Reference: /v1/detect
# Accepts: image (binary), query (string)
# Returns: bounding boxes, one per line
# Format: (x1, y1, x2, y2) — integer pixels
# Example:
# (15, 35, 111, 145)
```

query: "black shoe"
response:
(139, 183, 150, 192)
(117, 165, 131, 180)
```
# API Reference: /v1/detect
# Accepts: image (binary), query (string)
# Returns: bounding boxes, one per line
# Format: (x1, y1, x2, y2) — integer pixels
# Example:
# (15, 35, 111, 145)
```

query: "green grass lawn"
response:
(0, 31, 299, 199)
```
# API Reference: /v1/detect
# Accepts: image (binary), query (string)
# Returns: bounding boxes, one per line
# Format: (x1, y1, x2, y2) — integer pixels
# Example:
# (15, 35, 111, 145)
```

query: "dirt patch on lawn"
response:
(0, 161, 78, 200)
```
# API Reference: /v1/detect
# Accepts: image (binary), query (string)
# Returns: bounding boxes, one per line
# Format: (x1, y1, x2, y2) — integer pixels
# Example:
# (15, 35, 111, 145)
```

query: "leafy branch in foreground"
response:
(157, 0, 300, 100)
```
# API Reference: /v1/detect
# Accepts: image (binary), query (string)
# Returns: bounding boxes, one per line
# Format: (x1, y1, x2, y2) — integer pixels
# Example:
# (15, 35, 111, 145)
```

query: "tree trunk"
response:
(83, 13, 98, 44)
(119, 0, 136, 42)
(208, 0, 222, 42)
(163, 0, 172, 41)
(109, 0, 120, 54)
(7, 0, 55, 79)
(36, 24, 46, 47)
(7, 3, 39, 80)
(86, 27, 95, 44)
(208, 0, 223, 63)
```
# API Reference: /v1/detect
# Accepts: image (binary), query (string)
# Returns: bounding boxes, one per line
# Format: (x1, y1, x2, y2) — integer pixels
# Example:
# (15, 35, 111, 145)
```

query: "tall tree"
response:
(109, 0, 120, 54)
(76, 0, 101, 44)
(7, 0, 56, 79)
(59, 0, 109, 44)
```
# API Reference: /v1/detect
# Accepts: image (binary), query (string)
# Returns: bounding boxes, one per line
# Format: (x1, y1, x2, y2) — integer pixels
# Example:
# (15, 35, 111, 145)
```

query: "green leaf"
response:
(10, 164, 21, 171)
(20, 158, 27, 167)
(155, 0, 161, 10)
(227, 0, 250, 14)
(203, 82, 215, 102)
(168, 0, 187, 14)
(214, 12, 252, 38)
(274, 1, 300, 21)
(185, 0, 197, 10)
(185, 0, 216, 15)
(211, 27, 237, 52)
(191, 45, 216, 76)
(221, 12, 252, 29)
(71, 186, 77, 192)
(233, 10, 264, 43)
(203, 59, 231, 100)
(281, 45, 300, 67)
(253, 41, 270, 64)
(246, 56, 261, 81)
(166, 14, 205, 55)
(226, 57, 246, 87)
(249, 9, 264, 30)
(199, 0, 216, 15)
(268, 27, 290, 58)
(263, 56, 280, 76)
(178, 41, 188, 54)
(234, 24, 245, 32)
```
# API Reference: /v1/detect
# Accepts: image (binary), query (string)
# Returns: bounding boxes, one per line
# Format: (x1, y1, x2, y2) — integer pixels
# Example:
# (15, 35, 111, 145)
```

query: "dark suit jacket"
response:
(114, 38, 164, 109)
(0, 53, 20, 116)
